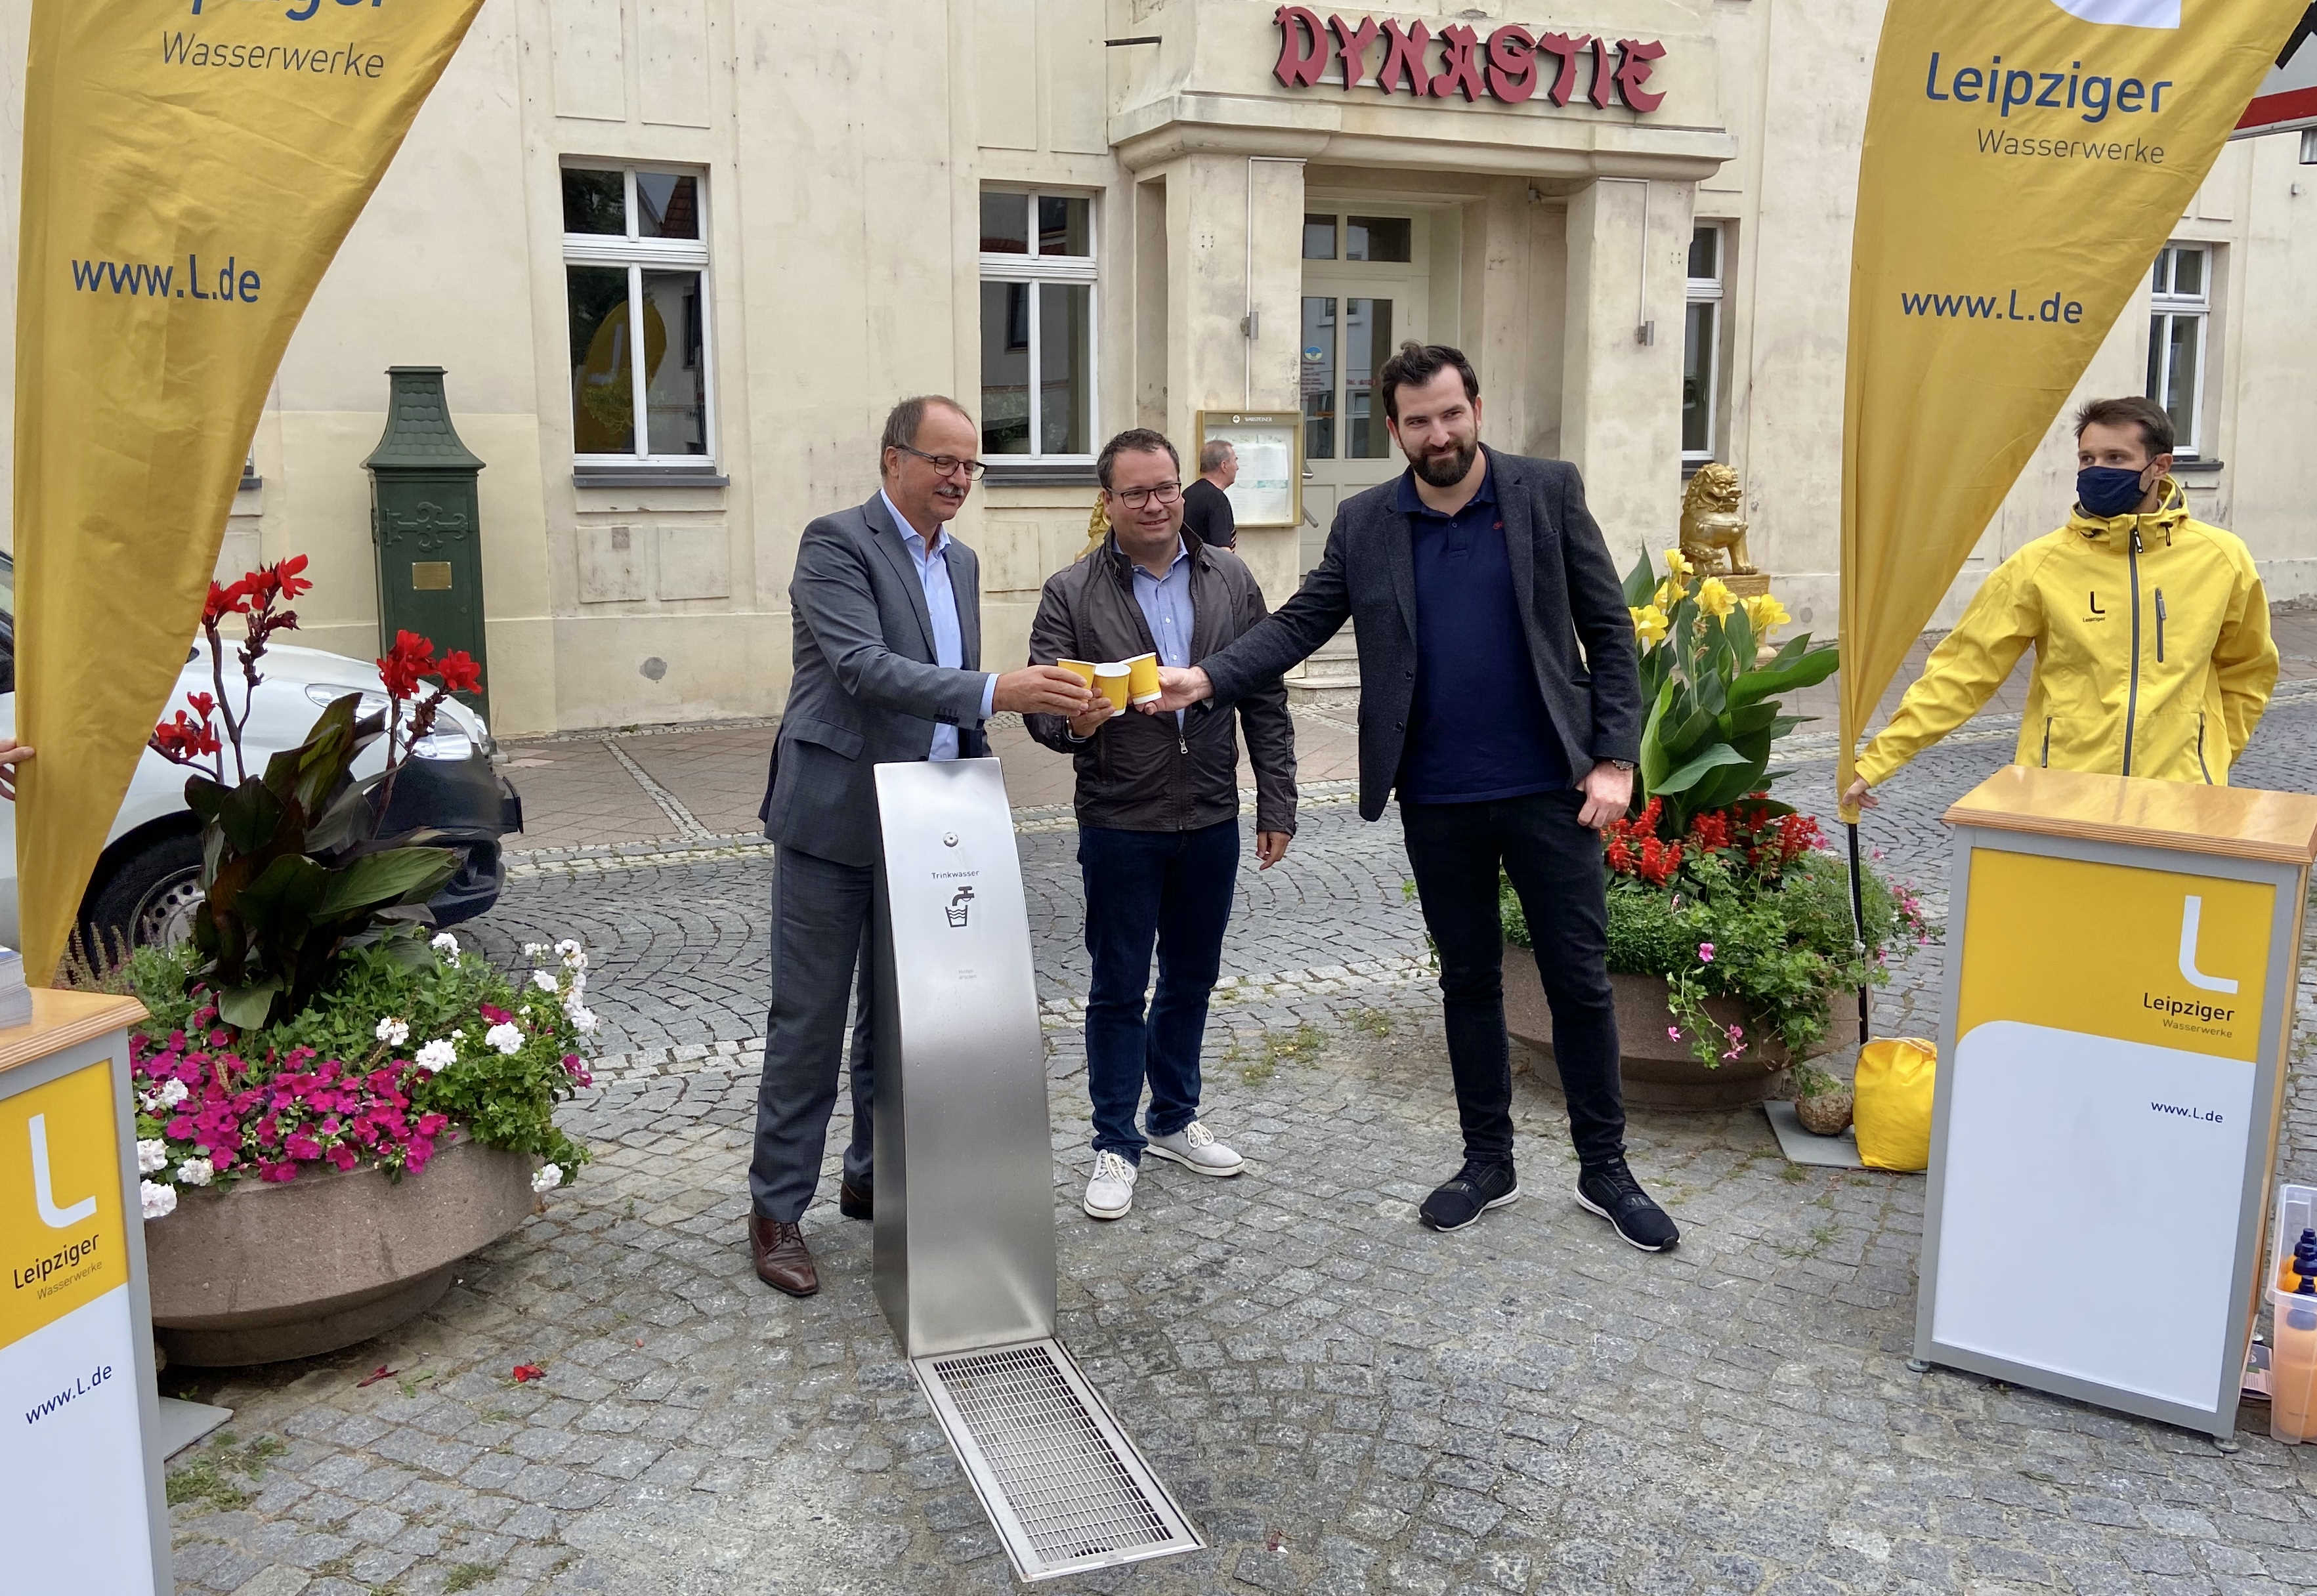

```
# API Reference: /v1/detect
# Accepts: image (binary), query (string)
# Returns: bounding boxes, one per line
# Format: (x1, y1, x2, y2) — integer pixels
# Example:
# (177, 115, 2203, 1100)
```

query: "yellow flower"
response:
(1652, 578, 1685, 612)
(1743, 594, 1791, 637)
(1663, 547, 1694, 584)
(1695, 577, 1736, 619)
(1630, 604, 1670, 646)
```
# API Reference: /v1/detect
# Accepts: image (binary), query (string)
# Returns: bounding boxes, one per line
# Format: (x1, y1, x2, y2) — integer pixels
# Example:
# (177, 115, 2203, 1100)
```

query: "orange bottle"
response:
(2272, 1278, 2317, 1444)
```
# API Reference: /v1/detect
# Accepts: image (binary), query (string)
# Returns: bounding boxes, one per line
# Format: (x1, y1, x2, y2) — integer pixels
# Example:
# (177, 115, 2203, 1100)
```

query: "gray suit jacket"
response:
(1201, 447, 1642, 821)
(758, 494, 993, 867)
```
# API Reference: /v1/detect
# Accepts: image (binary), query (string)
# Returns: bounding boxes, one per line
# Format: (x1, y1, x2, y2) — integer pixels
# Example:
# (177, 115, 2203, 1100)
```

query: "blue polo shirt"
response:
(1395, 464, 1569, 804)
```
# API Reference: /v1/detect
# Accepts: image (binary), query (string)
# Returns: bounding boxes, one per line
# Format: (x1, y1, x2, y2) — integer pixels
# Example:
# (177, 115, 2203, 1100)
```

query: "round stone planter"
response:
(1504, 943, 1861, 1112)
(145, 1135, 536, 1367)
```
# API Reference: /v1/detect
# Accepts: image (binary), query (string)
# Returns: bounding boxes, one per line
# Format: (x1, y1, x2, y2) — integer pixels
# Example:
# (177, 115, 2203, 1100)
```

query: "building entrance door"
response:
(1292, 209, 1427, 690)
(1298, 210, 1428, 574)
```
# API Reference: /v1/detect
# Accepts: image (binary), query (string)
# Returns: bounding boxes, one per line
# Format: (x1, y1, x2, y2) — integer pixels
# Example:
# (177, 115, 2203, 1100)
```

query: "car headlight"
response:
(305, 684, 392, 720)
(412, 730, 475, 761)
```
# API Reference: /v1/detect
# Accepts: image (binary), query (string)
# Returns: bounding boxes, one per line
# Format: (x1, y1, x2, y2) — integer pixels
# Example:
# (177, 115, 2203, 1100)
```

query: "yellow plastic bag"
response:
(1853, 1038, 1938, 1173)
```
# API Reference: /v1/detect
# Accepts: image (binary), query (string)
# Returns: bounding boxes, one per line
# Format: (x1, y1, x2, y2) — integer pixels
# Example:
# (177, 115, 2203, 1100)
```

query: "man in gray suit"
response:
(750, 394, 1096, 1295)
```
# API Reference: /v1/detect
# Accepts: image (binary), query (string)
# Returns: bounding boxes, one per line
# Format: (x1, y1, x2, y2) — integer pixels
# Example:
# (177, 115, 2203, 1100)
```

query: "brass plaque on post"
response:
(410, 561, 453, 591)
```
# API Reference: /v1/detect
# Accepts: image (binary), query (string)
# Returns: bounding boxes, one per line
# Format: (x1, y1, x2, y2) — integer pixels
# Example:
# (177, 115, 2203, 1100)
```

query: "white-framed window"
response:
(561, 164, 715, 466)
(2147, 243, 2211, 459)
(1683, 223, 1726, 463)
(978, 190, 1097, 462)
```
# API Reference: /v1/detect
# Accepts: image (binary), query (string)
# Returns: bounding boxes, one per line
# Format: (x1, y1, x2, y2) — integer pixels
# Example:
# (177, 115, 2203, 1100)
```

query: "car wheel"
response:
(82, 830, 206, 954)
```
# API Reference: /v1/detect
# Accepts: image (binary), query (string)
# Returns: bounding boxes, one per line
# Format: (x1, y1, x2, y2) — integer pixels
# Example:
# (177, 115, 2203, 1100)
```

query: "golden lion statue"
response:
(1680, 463, 1754, 577)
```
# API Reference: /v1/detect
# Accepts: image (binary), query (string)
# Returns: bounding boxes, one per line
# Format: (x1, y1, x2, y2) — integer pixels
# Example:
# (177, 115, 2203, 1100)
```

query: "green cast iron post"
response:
(363, 366, 490, 723)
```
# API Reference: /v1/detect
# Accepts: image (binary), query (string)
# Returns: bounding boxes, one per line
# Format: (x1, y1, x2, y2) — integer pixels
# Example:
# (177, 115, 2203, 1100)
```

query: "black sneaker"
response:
(1419, 1160, 1520, 1232)
(1575, 1158, 1680, 1252)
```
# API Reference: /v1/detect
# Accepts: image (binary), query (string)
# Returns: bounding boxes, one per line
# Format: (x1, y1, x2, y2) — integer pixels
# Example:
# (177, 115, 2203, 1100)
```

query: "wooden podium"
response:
(1917, 767, 2317, 1441)
(0, 989, 171, 1593)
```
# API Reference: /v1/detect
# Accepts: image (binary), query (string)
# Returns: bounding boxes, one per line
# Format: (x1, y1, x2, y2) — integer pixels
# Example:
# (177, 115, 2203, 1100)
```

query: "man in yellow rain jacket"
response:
(1844, 396, 2277, 810)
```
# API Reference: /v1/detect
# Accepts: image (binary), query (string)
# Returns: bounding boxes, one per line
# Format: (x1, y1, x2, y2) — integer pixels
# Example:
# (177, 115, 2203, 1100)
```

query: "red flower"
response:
(152, 709, 223, 765)
(273, 555, 313, 601)
(203, 578, 251, 624)
(511, 1364, 546, 1384)
(434, 650, 482, 696)
(377, 631, 437, 700)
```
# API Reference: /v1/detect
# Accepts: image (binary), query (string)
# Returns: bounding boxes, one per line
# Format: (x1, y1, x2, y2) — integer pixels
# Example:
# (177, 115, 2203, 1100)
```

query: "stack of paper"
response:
(0, 946, 32, 1031)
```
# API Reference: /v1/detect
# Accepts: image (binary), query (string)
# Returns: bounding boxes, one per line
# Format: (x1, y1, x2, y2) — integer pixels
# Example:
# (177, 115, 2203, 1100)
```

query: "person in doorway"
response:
(0, 740, 29, 801)
(748, 395, 1099, 1297)
(1027, 428, 1296, 1221)
(1181, 439, 1239, 551)
(1141, 342, 1679, 1251)
(1842, 396, 2277, 809)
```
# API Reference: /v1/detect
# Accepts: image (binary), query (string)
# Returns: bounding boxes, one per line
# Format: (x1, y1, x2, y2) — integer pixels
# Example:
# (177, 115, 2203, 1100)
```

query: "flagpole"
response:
(1847, 818, 1873, 1043)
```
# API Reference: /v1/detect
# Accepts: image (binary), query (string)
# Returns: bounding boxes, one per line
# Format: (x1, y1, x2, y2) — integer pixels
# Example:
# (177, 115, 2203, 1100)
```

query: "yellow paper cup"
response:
(1094, 662, 1130, 711)
(1057, 659, 1097, 691)
(1126, 653, 1162, 705)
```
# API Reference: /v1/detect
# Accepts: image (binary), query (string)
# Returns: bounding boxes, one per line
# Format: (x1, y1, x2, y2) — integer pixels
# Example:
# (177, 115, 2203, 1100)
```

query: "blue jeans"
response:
(1078, 820, 1241, 1163)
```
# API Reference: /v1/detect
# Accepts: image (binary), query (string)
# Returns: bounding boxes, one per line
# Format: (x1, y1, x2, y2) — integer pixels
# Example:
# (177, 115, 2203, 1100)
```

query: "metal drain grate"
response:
(914, 1338, 1202, 1582)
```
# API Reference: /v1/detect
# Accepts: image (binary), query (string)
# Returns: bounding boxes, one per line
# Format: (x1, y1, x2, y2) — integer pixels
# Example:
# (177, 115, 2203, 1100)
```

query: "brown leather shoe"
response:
(838, 1175, 872, 1221)
(750, 1216, 818, 1296)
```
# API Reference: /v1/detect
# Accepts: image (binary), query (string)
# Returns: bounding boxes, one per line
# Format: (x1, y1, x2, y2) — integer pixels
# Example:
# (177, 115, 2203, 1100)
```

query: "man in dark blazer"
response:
(1144, 343, 1678, 1251)
(750, 394, 1096, 1296)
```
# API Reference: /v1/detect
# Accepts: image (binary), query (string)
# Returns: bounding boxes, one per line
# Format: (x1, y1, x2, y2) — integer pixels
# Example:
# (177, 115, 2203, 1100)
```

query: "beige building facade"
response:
(3, 0, 2312, 736)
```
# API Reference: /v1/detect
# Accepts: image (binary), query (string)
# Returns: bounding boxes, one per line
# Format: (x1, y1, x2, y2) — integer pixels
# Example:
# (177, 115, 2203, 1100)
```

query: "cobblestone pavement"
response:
(164, 666, 2317, 1596)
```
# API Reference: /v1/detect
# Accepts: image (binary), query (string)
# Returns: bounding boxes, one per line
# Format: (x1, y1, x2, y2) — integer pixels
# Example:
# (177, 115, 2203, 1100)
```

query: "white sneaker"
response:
(1084, 1150, 1138, 1219)
(1145, 1120, 1244, 1177)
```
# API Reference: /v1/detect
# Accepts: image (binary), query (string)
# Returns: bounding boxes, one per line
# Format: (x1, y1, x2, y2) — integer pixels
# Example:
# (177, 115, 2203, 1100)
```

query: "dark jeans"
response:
(748, 846, 876, 1221)
(1398, 789, 1625, 1169)
(1078, 819, 1241, 1162)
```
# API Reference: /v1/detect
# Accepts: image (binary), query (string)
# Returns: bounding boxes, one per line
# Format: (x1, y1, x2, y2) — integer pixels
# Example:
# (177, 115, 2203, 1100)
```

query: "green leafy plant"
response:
(148, 556, 482, 1030)
(1620, 548, 1840, 833)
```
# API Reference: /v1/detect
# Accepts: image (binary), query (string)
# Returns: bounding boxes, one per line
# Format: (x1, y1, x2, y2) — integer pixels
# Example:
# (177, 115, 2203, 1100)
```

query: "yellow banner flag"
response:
(11, 0, 486, 978)
(1837, 0, 2304, 811)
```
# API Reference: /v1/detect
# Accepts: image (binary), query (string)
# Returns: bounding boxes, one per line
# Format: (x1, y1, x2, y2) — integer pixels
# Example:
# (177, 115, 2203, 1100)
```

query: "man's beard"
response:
(1411, 438, 1478, 488)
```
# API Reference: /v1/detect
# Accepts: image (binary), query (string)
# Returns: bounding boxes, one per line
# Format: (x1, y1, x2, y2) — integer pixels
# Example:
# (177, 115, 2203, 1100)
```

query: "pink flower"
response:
(1667, 1026, 1683, 1040)
(1726, 1023, 1743, 1042)
(1697, 943, 1716, 963)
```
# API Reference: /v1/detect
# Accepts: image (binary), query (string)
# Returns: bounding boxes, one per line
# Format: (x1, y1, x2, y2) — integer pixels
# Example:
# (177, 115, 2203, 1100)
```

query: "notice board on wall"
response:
(1194, 411, 1303, 531)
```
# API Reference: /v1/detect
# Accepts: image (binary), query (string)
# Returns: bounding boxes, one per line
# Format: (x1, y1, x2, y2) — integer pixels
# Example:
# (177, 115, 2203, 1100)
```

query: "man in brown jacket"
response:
(1027, 428, 1298, 1221)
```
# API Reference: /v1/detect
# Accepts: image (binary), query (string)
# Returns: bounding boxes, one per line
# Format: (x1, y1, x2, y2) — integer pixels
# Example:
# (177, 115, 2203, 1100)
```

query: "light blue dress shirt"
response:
(880, 490, 996, 761)
(1130, 537, 1195, 728)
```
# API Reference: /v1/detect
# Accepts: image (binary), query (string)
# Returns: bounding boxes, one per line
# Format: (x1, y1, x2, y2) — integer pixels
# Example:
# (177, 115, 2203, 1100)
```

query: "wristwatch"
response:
(1606, 759, 1636, 772)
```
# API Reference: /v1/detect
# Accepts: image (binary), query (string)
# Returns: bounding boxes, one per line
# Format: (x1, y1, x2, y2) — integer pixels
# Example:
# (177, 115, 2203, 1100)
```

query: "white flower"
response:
(414, 1039, 457, 1076)
(557, 939, 587, 973)
(137, 1139, 169, 1175)
(140, 1180, 178, 1221)
(531, 1163, 564, 1194)
(158, 1079, 189, 1108)
(176, 1158, 215, 1188)
(531, 970, 559, 994)
(484, 1022, 525, 1056)
(555, 938, 582, 958)
(431, 932, 462, 963)
(568, 1007, 598, 1035)
(566, 969, 587, 996)
(523, 942, 549, 959)
(376, 1016, 411, 1048)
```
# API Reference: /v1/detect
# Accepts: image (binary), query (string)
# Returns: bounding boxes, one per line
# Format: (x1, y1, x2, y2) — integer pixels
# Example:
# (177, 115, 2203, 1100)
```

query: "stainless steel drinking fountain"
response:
(869, 759, 1201, 1583)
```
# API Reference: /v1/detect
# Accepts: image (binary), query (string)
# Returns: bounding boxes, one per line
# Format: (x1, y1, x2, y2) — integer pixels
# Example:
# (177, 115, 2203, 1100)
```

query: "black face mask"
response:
(2077, 465, 2150, 519)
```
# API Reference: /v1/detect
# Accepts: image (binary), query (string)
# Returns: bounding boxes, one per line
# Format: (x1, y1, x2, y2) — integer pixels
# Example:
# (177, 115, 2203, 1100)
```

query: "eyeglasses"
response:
(1109, 482, 1182, 509)
(892, 445, 988, 480)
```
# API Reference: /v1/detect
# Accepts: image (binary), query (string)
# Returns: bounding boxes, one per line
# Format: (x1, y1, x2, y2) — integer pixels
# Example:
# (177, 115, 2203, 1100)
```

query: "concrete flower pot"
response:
(145, 1135, 536, 1367)
(1504, 943, 1861, 1112)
